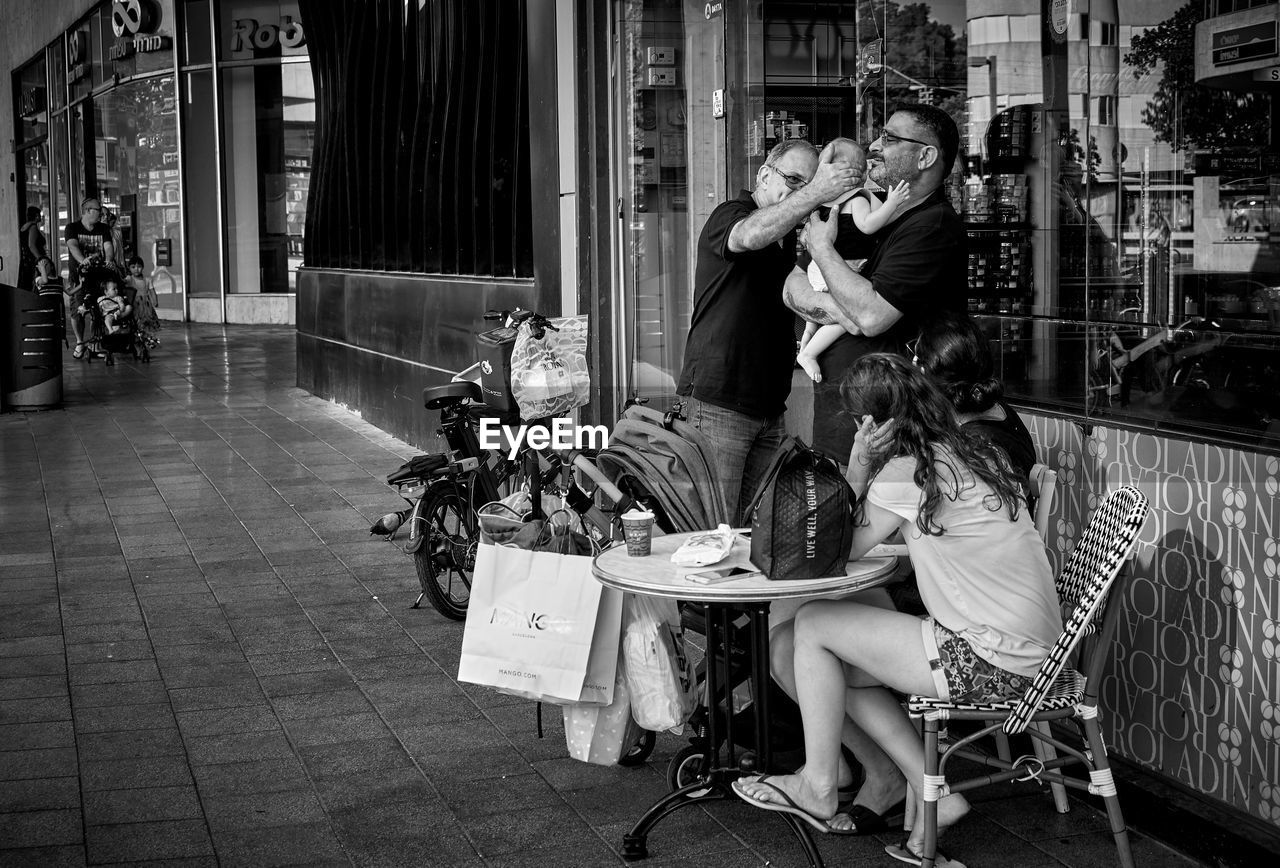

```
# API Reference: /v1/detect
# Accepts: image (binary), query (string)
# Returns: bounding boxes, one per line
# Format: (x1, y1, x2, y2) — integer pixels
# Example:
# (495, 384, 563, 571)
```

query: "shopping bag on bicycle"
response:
(459, 508, 622, 705)
(621, 594, 697, 732)
(509, 315, 590, 419)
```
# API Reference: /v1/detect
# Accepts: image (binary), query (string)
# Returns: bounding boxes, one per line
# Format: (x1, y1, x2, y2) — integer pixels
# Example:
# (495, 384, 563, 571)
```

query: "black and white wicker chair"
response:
(907, 484, 1149, 868)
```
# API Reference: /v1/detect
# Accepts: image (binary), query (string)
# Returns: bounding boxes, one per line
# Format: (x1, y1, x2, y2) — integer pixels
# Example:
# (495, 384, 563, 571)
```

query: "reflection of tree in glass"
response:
(111, 77, 179, 263)
(1125, 1, 1269, 152)
(856, 0, 968, 133)
(1060, 127, 1100, 180)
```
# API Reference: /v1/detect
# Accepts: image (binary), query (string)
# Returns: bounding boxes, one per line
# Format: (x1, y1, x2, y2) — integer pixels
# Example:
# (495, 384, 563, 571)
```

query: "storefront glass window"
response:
(92, 75, 184, 307)
(14, 57, 48, 144)
(50, 39, 66, 111)
(218, 0, 307, 62)
(51, 109, 72, 282)
(221, 61, 314, 293)
(93, 8, 113, 88)
(69, 100, 88, 209)
(961, 0, 1280, 449)
(20, 146, 52, 242)
(182, 0, 213, 65)
(1076, 0, 1280, 444)
(609, 0, 1280, 450)
(612, 0, 727, 410)
(67, 24, 94, 103)
(182, 70, 220, 301)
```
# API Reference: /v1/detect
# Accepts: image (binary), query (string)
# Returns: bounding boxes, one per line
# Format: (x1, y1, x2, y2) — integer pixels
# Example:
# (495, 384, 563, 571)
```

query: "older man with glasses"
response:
(64, 197, 116, 358)
(675, 137, 861, 525)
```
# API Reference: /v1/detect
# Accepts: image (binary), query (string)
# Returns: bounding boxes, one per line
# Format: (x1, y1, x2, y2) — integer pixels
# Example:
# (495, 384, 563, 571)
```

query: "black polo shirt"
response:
(676, 189, 799, 419)
(812, 187, 968, 461)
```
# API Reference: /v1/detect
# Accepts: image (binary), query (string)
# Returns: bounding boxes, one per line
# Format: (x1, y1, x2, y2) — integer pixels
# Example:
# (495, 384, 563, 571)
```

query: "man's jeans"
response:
(683, 395, 786, 526)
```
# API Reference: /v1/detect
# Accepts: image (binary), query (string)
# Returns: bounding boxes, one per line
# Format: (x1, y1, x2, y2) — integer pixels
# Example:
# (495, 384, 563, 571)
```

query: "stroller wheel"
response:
(618, 729, 656, 767)
(666, 743, 713, 795)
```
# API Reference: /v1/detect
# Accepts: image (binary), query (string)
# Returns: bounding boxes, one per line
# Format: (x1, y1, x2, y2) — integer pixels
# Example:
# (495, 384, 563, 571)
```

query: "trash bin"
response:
(1, 284, 63, 411)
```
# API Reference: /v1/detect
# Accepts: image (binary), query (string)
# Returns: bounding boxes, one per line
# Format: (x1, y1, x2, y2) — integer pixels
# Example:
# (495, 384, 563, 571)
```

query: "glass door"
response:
(611, 0, 729, 413)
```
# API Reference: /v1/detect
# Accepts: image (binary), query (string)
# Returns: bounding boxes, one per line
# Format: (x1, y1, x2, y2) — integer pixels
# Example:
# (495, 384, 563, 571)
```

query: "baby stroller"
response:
(71, 259, 126, 366)
(595, 401, 812, 790)
(75, 259, 136, 366)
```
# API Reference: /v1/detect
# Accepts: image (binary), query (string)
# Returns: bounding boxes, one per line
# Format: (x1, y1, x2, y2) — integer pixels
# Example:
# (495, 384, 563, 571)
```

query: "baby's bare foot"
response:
(797, 354, 823, 383)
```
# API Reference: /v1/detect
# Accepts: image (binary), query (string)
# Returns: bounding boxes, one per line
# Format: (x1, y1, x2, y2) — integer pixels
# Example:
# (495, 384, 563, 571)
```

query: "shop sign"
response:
(703, 2, 723, 21)
(1193, 152, 1280, 176)
(68, 29, 90, 81)
(1211, 22, 1277, 67)
(1050, 0, 1069, 37)
(162, 151, 179, 166)
(154, 238, 171, 267)
(111, 0, 156, 38)
(18, 87, 41, 118)
(108, 0, 170, 61)
(109, 35, 172, 61)
(229, 16, 306, 53)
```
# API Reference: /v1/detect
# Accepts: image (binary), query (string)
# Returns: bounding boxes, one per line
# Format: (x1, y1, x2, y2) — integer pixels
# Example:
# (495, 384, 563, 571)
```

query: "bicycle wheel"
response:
(409, 483, 477, 620)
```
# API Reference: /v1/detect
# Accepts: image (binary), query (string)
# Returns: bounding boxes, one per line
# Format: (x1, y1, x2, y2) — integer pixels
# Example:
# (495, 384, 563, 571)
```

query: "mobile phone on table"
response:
(686, 565, 763, 585)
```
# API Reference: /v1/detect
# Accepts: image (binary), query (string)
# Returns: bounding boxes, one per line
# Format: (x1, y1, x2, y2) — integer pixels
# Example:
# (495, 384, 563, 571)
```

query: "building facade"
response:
(5, 0, 1280, 857)
(3, 0, 314, 323)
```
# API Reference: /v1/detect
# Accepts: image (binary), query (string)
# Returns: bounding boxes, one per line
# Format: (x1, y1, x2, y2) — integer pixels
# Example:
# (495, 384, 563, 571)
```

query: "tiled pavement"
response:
(0, 324, 1201, 867)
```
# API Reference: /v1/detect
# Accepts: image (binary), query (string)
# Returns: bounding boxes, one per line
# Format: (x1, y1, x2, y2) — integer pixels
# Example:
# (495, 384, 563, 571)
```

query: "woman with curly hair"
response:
(735, 353, 1061, 867)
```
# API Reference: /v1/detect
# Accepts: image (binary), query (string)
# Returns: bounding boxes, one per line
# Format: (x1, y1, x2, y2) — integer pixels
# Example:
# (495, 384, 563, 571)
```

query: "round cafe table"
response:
(593, 531, 897, 867)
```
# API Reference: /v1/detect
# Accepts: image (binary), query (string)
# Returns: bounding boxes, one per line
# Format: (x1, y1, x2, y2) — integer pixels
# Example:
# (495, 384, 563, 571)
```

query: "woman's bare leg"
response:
(741, 599, 969, 848)
(768, 594, 906, 817)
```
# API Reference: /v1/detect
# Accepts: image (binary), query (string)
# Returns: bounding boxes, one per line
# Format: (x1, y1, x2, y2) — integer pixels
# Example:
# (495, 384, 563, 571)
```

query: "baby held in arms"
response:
(796, 137, 910, 383)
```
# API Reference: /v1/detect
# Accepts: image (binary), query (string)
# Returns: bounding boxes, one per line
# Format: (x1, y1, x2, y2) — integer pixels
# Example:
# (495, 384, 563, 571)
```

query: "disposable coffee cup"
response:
(621, 509, 655, 557)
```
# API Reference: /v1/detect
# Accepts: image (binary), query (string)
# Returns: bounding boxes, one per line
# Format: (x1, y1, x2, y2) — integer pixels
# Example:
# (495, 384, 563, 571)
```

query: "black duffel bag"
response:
(744, 437, 856, 580)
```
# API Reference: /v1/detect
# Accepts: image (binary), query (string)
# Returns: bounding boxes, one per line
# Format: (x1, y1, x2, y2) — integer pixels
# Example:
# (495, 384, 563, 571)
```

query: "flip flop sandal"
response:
(884, 838, 966, 868)
(730, 776, 831, 834)
(826, 797, 907, 836)
(73, 343, 86, 359)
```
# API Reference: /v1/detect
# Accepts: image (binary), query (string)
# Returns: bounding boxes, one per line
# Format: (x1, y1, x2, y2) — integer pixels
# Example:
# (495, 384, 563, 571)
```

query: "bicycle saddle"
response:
(423, 381, 483, 409)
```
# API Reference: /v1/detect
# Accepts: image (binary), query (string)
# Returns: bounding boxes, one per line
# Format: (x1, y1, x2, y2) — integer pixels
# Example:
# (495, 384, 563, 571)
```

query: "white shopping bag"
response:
(458, 538, 622, 705)
(622, 594, 697, 732)
(563, 650, 636, 765)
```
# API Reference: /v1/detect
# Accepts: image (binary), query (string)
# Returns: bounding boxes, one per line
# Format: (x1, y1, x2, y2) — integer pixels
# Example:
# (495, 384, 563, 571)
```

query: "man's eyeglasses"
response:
(767, 163, 808, 190)
(874, 128, 935, 149)
(85, 207, 101, 213)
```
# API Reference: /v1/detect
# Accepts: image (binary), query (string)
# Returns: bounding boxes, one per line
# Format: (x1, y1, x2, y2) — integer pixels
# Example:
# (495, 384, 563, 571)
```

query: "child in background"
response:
(97, 280, 130, 334)
(33, 256, 57, 290)
(125, 255, 161, 349)
(796, 137, 911, 383)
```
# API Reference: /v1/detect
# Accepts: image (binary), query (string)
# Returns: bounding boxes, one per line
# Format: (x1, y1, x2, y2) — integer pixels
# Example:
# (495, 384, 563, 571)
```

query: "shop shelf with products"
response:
(964, 107, 1037, 373)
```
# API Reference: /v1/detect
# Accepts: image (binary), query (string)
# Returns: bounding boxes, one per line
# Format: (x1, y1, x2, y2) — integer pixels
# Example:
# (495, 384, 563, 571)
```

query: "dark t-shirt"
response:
(63, 220, 112, 283)
(676, 189, 799, 419)
(966, 401, 1035, 480)
(797, 197, 879, 271)
(812, 187, 968, 461)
